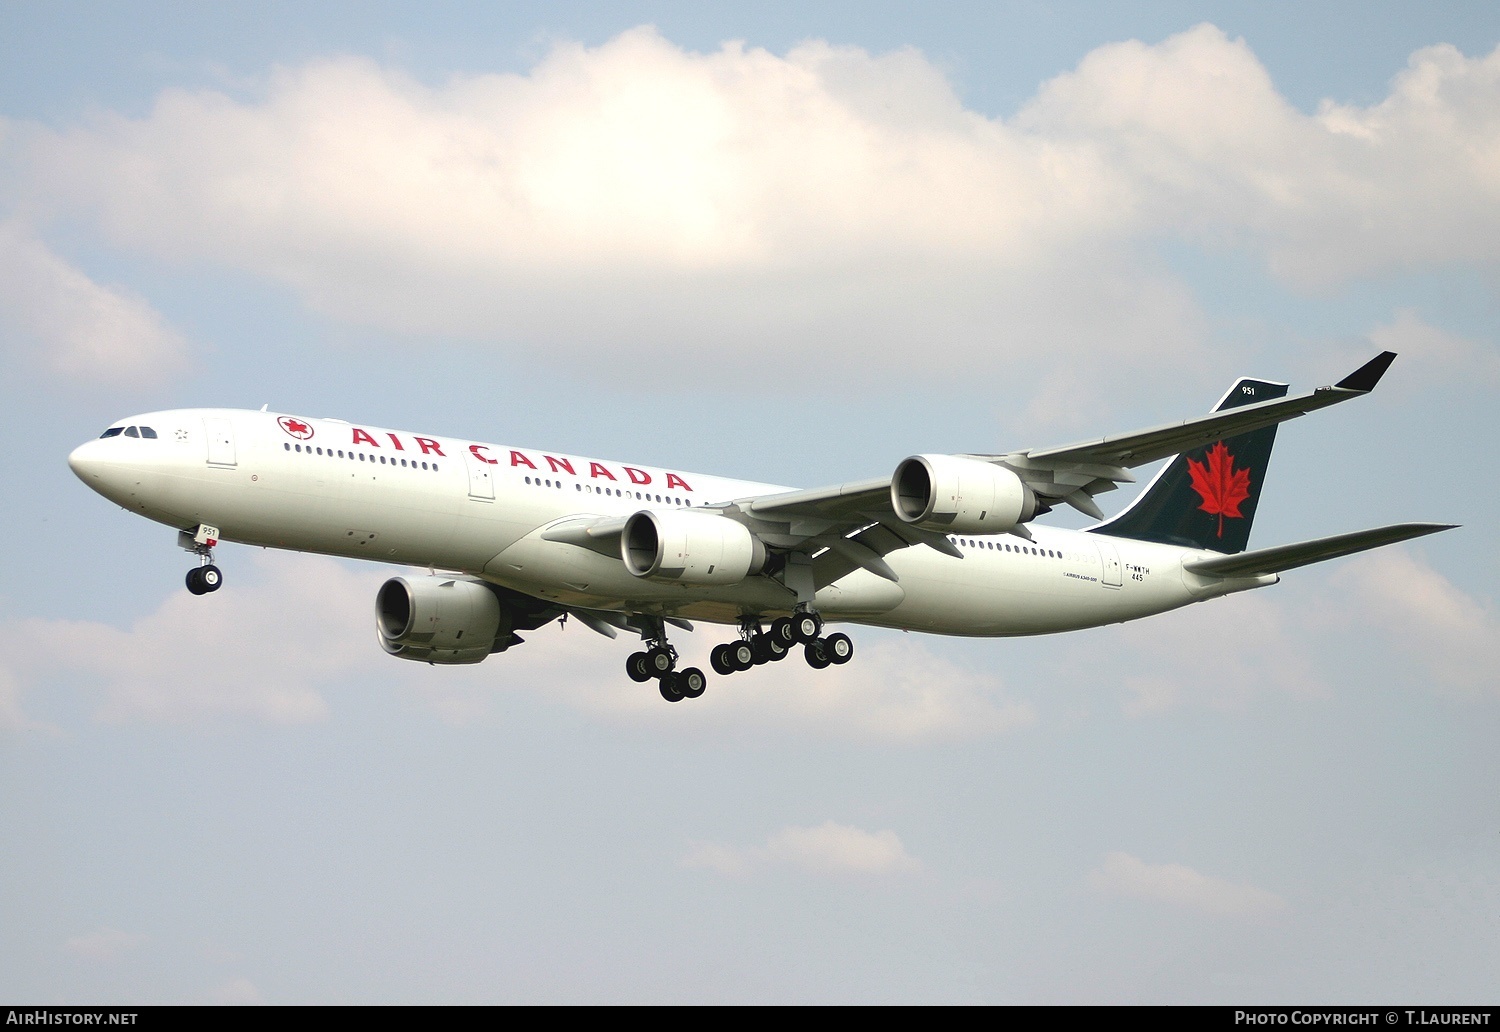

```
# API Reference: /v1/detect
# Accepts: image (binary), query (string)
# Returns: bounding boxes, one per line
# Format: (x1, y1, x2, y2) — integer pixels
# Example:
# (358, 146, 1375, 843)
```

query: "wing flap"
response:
(1183, 523, 1457, 578)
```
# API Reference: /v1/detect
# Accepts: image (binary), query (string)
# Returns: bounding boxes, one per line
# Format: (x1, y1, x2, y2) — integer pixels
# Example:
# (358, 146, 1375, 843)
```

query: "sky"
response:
(1, 1, 1497, 1005)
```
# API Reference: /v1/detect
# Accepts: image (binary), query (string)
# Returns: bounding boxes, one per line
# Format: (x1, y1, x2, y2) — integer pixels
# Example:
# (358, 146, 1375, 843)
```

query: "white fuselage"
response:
(68, 409, 1272, 635)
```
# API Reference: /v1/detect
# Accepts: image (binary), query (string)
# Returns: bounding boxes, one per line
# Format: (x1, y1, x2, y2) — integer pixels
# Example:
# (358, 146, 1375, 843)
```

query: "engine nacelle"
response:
(621, 509, 767, 585)
(891, 454, 1036, 535)
(376, 576, 507, 665)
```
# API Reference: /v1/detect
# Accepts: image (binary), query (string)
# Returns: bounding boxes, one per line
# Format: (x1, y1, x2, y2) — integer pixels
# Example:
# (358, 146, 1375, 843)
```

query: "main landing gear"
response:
(757, 611, 853, 673)
(631, 609, 854, 703)
(625, 619, 706, 703)
(179, 524, 224, 596)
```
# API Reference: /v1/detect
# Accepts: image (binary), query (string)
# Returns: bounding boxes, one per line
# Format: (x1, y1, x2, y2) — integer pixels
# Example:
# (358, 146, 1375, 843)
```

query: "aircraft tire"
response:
(647, 645, 675, 676)
(729, 641, 755, 672)
(824, 633, 853, 665)
(200, 565, 223, 592)
(659, 674, 685, 702)
(679, 667, 706, 698)
(751, 634, 774, 664)
(804, 640, 831, 669)
(792, 612, 822, 643)
(771, 617, 796, 646)
(710, 644, 735, 676)
(627, 652, 653, 682)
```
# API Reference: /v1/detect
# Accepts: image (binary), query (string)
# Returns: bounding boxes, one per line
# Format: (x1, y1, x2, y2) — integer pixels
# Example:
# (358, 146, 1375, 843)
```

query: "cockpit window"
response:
(139, 427, 157, 439)
(124, 426, 140, 438)
(99, 427, 124, 438)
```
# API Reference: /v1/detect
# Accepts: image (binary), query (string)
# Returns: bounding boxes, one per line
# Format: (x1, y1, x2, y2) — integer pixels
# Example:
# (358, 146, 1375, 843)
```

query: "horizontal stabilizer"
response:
(1182, 523, 1458, 578)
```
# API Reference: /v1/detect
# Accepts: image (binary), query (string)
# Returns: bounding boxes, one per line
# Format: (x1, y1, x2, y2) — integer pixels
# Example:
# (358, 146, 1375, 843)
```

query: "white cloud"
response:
(1329, 550, 1498, 697)
(1090, 545, 1493, 715)
(554, 631, 1038, 743)
(1021, 26, 1500, 288)
(0, 664, 56, 734)
(1088, 851, 1288, 920)
(1103, 591, 1327, 716)
(684, 820, 921, 878)
(1368, 309, 1500, 388)
(15, 28, 1211, 385)
(64, 927, 150, 962)
(0, 550, 1033, 740)
(15, 24, 1500, 391)
(0, 220, 187, 383)
(0, 553, 373, 725)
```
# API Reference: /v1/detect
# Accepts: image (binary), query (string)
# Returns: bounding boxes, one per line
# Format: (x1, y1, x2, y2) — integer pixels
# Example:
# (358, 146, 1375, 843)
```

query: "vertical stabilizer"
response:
(1087, 377, 1289, 554)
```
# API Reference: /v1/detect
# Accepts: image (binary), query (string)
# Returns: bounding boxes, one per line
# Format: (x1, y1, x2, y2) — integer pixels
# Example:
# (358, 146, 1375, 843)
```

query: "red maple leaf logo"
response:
(278, 416, 313, 440)
(1186, 441, 1252, 538)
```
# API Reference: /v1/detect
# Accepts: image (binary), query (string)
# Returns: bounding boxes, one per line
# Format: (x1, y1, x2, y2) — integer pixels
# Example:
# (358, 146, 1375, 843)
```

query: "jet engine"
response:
(621, 509, 768, 585)
(891, 454, 1037, 535)
(376, 575, 512, 664)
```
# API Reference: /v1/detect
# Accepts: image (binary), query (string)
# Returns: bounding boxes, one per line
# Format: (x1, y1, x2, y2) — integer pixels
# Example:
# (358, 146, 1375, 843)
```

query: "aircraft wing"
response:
(978, 351, 1398, 519)
(545, 353, 1402, 590)
(1182, 522, 1457, 578)
(722, 477, 960, 588)
(714, 352, 1400, 558)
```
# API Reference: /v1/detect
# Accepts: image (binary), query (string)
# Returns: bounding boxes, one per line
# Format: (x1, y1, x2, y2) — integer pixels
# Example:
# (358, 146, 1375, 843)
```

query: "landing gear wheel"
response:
(678, 667, 706, 699)
(791, 612, 822, 643)
(771, 617, 797, 647)
(728, 641, 755, 672)
(751, 634, 774, 665)
(646, 645, 676, 677)
(823, 632, 853, 665)
(710, 644, 736, 676)
(199, 565, 222, 592)
(186, 567, 207, 595)
(804, 639, 831, 669)
(766, 635, 788, 661)
(659, 674, 685, 702)
(627, 652, 653, 683)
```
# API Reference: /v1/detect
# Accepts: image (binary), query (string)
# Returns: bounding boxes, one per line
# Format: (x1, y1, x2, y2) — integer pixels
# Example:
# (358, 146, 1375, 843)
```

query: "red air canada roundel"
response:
(278, 416, 314, 441)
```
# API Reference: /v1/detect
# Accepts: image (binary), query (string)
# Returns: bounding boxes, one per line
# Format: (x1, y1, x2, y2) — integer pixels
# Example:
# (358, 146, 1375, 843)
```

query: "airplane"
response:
(67, 351, 1454, 702)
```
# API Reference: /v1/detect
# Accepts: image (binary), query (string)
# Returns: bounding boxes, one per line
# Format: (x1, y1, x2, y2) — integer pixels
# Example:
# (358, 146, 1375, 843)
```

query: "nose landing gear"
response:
(186, 564, 223, 595)
(179, 524, 223, 595)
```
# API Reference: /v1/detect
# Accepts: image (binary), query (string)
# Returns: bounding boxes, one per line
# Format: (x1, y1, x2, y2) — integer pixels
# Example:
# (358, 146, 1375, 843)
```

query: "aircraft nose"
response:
(68, 438, 126, 495)
(68, 439, 104, 481)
